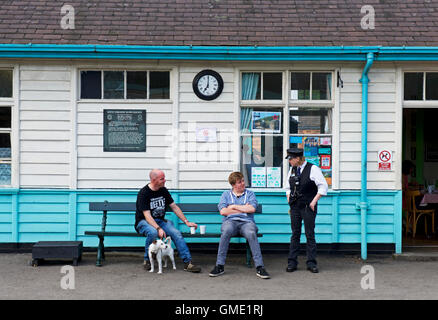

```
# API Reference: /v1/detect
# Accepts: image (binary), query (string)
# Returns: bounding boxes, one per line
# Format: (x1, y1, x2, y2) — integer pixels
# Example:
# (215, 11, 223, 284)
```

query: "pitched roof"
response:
(1, 0, 438, 47)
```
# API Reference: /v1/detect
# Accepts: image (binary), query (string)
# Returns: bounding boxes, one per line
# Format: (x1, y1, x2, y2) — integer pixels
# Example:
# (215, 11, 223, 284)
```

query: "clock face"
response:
(193, 70, 224, 101)
(197, 75, 219, 96)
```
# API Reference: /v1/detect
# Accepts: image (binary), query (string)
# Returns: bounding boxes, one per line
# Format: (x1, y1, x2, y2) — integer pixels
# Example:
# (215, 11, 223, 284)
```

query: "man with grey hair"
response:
(135, 169, 201, 273)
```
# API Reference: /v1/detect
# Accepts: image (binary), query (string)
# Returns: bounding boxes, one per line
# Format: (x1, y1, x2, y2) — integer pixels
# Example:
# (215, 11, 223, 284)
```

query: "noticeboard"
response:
(103, 109, 146, 152)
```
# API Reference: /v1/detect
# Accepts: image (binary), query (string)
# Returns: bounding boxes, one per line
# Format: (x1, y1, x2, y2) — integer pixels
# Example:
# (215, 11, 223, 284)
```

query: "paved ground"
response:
(1, 250, 438, 300)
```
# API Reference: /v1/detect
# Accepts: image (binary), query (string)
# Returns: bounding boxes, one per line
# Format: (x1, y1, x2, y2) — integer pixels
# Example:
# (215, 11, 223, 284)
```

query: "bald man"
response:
(135, 169, 201, 273)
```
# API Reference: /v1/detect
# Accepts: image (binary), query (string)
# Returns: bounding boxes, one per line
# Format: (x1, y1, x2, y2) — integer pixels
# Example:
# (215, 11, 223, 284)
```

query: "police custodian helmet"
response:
(285, 148, 304, 159)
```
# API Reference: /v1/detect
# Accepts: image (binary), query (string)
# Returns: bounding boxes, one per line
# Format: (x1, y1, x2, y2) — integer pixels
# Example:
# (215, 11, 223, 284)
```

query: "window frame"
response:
(403, 71, 438, 102)
(240, 71, 286, 104)
(78, 69, 171, 101)
(289, 71, 335, 105)
(0, 67, 15, 187)
(238, 69, 335, 190)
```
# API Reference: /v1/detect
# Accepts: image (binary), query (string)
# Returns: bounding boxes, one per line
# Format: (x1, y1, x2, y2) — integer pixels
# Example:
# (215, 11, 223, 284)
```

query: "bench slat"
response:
(84, 231, 262, 238)
(89, 202, 262, 213)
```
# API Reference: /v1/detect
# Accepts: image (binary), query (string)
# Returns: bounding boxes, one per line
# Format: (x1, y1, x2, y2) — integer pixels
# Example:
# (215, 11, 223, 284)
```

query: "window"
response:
(241, 72, 282, 100)
(290, 72, 332, 101)
(289, 107, 333, 186)
(404, 72, 438, 100)
(0, 107, 11, 185)
(80, 70, 170, 100)
(0, 70, 12, 98)
(240, 107, 283, 188)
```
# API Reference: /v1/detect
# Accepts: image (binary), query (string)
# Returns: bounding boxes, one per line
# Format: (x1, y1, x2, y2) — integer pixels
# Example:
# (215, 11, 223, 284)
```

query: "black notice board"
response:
(103, 109, 146, 152)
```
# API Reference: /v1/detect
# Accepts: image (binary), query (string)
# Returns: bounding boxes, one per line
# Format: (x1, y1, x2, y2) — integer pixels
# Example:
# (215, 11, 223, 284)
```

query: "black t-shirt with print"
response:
(135, 184, 174, 230)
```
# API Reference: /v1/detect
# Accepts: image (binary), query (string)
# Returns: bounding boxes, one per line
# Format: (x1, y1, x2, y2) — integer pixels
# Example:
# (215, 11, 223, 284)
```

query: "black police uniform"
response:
(286, 149, 318, 271)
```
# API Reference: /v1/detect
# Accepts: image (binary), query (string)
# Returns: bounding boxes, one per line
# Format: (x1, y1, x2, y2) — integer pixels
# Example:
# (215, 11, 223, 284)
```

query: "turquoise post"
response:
(358, 52, 375, 260)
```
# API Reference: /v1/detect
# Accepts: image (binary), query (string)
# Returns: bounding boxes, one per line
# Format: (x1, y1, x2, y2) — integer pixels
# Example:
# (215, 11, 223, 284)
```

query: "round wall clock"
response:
(192, 69, 224, 101)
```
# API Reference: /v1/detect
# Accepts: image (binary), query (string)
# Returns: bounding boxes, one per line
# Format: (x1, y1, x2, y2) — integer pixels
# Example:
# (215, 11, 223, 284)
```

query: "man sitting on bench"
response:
(135, 169, 201, 273)
(209, 172, 270, 279)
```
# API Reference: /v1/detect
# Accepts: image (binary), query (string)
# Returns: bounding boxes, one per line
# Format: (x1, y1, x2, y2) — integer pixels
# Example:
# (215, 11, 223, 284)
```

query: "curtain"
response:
(242, 73, 260, 100)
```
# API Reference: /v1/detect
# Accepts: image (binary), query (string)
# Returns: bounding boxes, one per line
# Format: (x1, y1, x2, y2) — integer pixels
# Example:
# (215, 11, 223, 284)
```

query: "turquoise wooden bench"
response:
(84, 201, 263, 267)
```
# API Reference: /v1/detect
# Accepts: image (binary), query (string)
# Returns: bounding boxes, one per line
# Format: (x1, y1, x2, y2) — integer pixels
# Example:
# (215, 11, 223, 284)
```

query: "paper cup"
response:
(190, 226, 196, 234)
(200, 225, 206, 234)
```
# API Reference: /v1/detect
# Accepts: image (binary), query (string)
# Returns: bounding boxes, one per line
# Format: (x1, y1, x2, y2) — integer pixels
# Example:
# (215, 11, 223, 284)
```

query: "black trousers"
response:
(288, 204, 317, 267)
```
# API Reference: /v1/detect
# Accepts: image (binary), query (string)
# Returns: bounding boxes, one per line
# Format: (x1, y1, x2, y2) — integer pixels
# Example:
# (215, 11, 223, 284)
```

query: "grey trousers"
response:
(216, 219, 264, 267)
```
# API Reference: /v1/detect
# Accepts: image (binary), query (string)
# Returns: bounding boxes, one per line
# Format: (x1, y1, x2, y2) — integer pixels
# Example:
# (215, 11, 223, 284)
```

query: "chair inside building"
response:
(405, 190, 435, 238)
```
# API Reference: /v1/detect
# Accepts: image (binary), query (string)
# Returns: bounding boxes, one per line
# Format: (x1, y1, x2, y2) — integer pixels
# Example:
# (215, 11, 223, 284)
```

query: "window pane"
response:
(241, 135, 283, 188)
(263, 73, 282, 100)
(426, 73, 438, 100)
(291, 73, 310, 100)
(0, 133, 10, 149)
(242, 73, 261, 100)
(80, 71, 101, 99)
(0, 107, 11, 128)
(150, 71, 170, 99)
(289, 108, 332, 134)
(127, 71, 147, 99)
(288, 136, 332, 186)
(104, 71, 124, 99)
(312, 73, 332, 100)
(0, 70, 12, 98)
(404, 73, 423, 100)
(0, 163, 11, 185)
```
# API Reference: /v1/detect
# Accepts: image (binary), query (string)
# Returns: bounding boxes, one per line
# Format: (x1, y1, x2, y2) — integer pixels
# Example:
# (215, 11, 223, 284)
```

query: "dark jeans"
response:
(288, 205, 317, 268)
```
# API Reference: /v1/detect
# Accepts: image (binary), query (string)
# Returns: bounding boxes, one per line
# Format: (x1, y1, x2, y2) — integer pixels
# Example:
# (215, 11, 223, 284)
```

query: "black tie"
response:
(297, 167, 301, 176)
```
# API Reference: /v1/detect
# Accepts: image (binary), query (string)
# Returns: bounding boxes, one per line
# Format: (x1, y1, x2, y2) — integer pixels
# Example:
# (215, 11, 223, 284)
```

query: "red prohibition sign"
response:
(379, 150, 391, 162)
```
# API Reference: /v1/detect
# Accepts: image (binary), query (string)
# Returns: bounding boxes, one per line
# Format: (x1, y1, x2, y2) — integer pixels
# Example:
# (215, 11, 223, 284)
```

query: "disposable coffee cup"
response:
(428, 185, 434, 194)
(200, 225, 206, 234)
(190, 226, 196, 234)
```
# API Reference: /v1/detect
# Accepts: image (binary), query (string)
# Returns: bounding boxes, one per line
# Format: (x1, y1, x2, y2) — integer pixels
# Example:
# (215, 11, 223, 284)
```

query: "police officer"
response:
(285, 148, 328, 273)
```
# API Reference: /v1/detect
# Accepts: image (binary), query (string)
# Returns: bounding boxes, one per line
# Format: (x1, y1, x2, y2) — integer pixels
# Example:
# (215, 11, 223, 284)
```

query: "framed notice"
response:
(103, 109, 146, 152)
(252, 111, 281, 133)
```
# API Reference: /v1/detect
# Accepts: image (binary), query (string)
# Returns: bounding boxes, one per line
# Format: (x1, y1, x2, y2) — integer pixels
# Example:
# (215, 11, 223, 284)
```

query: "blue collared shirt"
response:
(218, 189, 258, 222)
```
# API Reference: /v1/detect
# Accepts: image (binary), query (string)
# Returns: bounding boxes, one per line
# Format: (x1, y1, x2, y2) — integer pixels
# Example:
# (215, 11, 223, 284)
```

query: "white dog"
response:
(148, 236, 176, 274)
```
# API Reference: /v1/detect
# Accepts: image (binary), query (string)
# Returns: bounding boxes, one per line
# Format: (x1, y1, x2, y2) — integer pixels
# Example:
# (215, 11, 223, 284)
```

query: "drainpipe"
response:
(358, 52, 375, 260)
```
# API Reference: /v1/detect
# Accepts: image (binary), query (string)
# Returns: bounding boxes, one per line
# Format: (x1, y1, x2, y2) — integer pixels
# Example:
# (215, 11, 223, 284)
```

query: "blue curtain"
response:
(242, 73, 260, 100)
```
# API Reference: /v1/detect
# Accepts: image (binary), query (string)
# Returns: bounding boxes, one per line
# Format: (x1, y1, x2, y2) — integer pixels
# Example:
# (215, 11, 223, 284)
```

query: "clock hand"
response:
(204, 76, 210, 93)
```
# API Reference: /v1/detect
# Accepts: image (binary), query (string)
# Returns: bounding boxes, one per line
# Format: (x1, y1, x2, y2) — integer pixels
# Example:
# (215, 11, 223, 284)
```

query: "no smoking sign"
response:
(378, 149, 392, 171)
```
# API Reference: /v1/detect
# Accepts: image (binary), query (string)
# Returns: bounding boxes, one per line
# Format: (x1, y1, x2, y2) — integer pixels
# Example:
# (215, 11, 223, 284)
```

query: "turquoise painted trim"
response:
(0, 188, 402, 252)
(358, 52, 374, 260)
(68, 192, 77, 241)
(394, 190, 402, 254)
(11, 193, 18, 243)
(0, 44, 438, 61)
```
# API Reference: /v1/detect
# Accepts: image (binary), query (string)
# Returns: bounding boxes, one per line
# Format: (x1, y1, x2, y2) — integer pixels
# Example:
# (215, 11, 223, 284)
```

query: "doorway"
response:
(402, 108, 438, 248)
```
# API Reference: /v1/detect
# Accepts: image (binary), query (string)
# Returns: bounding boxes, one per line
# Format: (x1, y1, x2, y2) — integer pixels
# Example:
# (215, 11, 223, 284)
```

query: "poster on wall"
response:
(196, 127, 217, 142)
(251, 167, 266, 188)
(103, 109, 146, 152)
(252, 111, 281, 133)
(267, 167, 281, 188)
(304, 137, 319, 157)
(320, 155, 331, 169)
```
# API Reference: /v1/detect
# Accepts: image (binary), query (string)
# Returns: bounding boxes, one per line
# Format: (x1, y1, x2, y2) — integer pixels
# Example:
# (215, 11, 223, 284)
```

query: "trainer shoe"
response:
(143, 260, 151, 271)
(209, 265, 225, 277)
(256, 266, 270, 279)
(184, 261, 201, 273)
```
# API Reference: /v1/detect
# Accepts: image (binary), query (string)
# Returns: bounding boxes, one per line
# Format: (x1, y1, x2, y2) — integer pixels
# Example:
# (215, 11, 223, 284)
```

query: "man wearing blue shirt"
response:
(209, 172, 270, 279)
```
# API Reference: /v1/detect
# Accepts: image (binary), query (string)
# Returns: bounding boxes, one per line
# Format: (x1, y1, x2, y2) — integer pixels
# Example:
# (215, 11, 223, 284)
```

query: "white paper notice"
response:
(267, 167, 281, 188)
(290, 90, 298, 100)
(251, 167, 266, 188)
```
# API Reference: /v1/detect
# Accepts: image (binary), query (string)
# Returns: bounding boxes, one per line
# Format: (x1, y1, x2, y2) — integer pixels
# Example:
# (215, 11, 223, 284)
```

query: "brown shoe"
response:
(184, 261, 201, 273)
